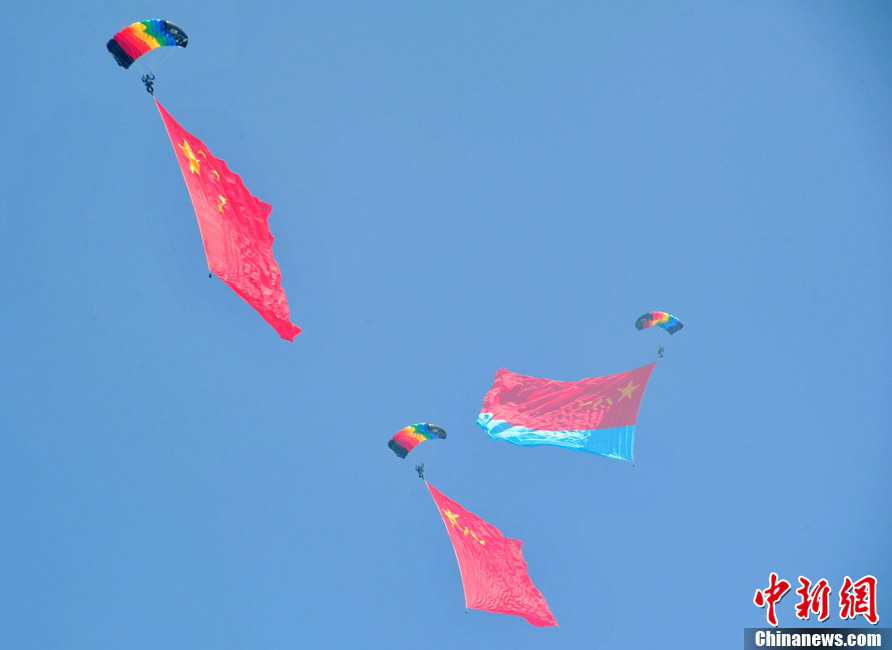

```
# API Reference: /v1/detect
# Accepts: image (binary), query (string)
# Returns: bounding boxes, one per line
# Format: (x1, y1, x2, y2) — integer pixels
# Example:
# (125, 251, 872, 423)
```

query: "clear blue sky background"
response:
(2, 2, 890, 648)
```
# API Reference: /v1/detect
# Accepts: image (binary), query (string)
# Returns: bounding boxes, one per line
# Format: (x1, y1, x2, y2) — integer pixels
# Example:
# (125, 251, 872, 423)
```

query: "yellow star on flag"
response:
(178, 139, 201, 174)
(617, 379, 639, 401)
(444, 508, 460, 528)
(217, 195, 227, 212)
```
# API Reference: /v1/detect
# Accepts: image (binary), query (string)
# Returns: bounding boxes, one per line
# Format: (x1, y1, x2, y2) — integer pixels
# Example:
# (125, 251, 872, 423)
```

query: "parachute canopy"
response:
(635, 311, 683, 335)
(107, 20, 188, 69)
(388, 423, 446, 458)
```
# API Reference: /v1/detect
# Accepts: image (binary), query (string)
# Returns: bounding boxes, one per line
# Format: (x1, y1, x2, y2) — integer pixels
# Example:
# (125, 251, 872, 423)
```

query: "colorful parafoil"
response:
(107, 20, 188, 69)
(635, 311, 683, 334)
(388, 423, 447, 458)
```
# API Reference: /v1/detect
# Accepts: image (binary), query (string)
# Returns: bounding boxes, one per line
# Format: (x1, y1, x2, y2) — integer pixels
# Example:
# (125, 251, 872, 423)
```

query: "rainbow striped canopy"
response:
(107, 20, 188, 69)
(388, 423, 447, 458)
(635, 311, 684, 335)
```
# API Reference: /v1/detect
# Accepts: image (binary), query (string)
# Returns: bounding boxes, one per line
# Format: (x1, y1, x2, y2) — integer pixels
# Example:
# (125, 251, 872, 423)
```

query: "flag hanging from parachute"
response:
(155, 99, 301, 340)
(427, 482, 557, 627)
(477, 362, 656, 461)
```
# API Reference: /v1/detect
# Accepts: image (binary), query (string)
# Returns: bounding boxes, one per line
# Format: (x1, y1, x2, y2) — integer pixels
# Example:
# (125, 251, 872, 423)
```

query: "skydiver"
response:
(657, 346, 664, 358)
(415, 463, 425, 480)
(141, 73, 155, 95)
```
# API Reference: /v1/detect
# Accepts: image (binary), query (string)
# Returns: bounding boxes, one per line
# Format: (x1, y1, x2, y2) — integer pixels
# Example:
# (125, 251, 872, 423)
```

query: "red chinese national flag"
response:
(427, 482, 557, 627)
(155, 99, 300, 340)
(482, 362, 656, 432)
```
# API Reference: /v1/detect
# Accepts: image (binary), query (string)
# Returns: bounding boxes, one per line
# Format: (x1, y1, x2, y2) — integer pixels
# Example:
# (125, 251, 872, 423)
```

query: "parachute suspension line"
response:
(129, 32, 181, 97)
(153, 45, 176, 71)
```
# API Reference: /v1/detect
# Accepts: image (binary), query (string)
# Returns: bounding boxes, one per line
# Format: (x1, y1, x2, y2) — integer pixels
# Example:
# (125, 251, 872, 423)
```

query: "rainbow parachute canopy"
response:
(635, 311, 683, 335)
(388, 423, 447, 458)
(107, 20, 188, 69)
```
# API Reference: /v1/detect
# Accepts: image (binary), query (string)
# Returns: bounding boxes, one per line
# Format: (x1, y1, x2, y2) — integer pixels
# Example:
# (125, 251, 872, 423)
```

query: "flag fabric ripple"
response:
(156, 99, 300, 340)
(477, 362, 656, 461)
(427, 482, 557, 627)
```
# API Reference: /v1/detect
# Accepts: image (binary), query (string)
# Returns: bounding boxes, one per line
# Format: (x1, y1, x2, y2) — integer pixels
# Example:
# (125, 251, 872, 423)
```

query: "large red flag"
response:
(155, 99, 301, 340)
(427, 482, 557, 627)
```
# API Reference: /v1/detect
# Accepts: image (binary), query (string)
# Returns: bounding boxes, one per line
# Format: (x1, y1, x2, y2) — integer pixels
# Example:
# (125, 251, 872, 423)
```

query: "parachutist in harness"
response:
(657, 346, 664, 358)
(415, 463, 425, 480)
(141, 73, 155, 95)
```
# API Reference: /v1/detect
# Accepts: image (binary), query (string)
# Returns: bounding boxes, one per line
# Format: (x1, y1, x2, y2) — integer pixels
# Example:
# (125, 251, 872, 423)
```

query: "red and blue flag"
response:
(477, 363, 656, 461)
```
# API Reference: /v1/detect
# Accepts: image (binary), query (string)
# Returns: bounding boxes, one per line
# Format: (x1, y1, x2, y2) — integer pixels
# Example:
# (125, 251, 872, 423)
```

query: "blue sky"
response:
(1, 2, 890, 648)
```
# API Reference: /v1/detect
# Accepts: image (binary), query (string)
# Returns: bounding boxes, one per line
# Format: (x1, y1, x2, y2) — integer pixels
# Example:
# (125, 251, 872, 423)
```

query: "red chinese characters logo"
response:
(795, 577, 831, 622)
(754, 573, 791, 626)
(840, 575, 878, 625)
(754, 574, 879, 626)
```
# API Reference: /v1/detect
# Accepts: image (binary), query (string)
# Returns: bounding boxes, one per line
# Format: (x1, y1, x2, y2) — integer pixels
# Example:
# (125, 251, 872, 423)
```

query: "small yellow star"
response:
(178, 139, 201, 174)
(217, 195, 227, 212)
(211, 169, 220, 181)
(617, 380, 639, 401)
(443, 508, 460, 528)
